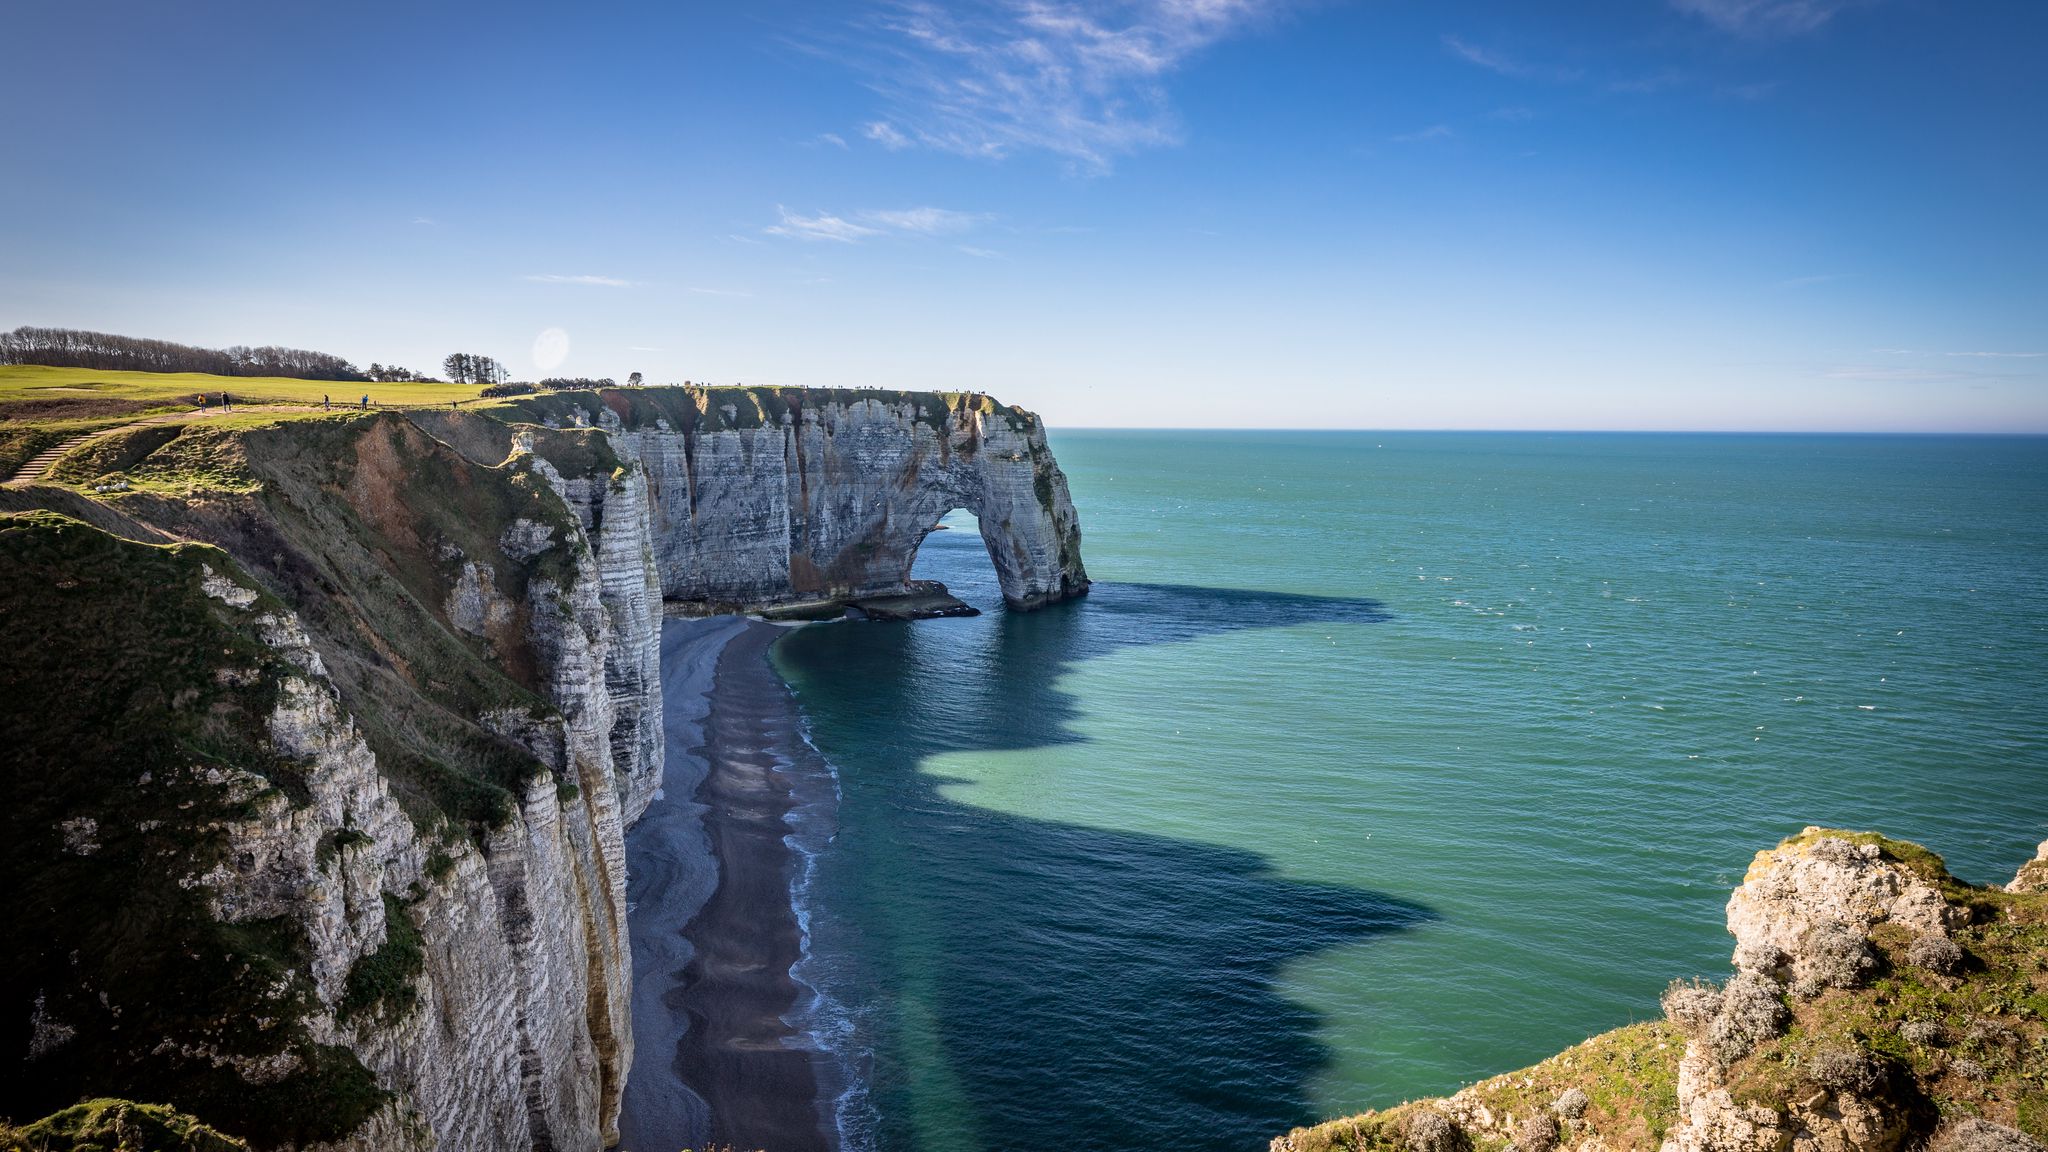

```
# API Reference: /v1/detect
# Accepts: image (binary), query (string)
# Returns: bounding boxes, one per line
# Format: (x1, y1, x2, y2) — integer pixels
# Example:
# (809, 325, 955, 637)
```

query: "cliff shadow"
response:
(773, 524, 1415, 1150)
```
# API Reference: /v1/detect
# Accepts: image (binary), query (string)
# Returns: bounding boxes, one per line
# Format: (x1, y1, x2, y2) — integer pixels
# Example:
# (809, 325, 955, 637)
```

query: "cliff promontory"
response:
(0, 385, 1088, 1150)
(492, 386, 1090, 614)
(1275, 829, 2048, 1152)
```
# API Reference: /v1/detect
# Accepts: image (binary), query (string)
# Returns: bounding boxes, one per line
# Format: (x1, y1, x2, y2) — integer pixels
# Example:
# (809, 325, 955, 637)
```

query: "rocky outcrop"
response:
(2009, 840, 2048, 894)
(1274, 829, 2048, 1152)
(506, 386, 1089, 613)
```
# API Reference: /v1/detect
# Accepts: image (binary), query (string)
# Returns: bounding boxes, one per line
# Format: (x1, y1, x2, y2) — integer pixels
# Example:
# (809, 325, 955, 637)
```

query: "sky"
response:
(3, 0, 2044, 431)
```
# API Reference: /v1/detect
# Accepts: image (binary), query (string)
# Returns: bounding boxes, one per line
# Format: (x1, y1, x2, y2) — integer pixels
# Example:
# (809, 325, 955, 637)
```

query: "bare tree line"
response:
(441, 353, 508, 385)
(1, 326, 369, 381)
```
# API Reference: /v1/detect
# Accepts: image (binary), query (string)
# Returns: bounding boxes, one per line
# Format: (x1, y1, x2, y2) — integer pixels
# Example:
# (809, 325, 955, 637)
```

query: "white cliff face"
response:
(527, 454, 667, 824)
(189, 456, 650, 1151)
(592, 390, 1089, 612)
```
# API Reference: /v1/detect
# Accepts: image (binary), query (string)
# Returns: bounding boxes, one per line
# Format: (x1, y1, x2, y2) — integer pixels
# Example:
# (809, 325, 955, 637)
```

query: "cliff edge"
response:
(1275, 829, 2048, 1152)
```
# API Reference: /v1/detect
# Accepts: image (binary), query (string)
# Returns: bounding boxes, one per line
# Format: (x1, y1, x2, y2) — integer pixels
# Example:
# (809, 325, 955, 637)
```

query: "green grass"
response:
(0, 1098, 252, 1152)
(0, 363, 487, 409)
(337, 895, 425, 1026)
(1280, 1022, 1686, 1152)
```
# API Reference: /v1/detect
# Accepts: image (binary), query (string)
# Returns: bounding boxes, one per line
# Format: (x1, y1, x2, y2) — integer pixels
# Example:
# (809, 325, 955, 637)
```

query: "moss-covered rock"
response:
(0, 1098, 251, 1152)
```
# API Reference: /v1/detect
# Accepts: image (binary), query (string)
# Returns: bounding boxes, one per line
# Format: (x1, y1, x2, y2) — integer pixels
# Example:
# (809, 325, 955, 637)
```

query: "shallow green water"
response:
(771, 431, 2048, 1152)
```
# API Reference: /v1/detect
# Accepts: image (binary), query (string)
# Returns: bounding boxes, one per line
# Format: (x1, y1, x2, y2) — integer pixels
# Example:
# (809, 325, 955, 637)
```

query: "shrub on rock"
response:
(1661, 977, 1723, 1033)
(1905, 931, 1964, 975)
(1929, 1120, 2048, 1152)
(1405, 1109, 1465, 1152)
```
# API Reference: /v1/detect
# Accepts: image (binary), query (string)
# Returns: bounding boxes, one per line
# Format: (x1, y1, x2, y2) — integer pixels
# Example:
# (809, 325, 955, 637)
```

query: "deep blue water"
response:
(771, 432, 2048, 1152)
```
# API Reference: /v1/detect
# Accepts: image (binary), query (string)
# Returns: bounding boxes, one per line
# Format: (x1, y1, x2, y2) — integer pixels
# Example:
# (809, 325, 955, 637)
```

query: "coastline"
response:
(618, 616, 835, 1152)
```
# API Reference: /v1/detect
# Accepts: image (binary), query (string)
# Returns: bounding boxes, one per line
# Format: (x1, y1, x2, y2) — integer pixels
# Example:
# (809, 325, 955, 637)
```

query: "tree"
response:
(627, 371, 643, 387)
(0, 326, 367, 381)
(442, 353, 506, 385)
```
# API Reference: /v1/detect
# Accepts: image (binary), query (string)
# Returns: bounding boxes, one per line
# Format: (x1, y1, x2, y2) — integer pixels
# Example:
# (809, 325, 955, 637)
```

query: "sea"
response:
(767, 431, 2048, 1152)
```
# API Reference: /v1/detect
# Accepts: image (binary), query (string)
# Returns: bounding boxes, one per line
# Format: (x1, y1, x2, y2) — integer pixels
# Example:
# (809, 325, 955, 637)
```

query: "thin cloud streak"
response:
(524, 273, 633, 287)
(822, 0, 1291, 171)
(764, 206, 884, 242)
(861, 206, 989, 234)
(1441, 34, 1581, 82)
(1671, 0, 1867, 37)
(764, 205, 991, 243)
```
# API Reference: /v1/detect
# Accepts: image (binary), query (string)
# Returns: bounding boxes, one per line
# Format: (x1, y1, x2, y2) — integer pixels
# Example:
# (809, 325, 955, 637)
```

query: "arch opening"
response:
(906, 507, 1006, 613)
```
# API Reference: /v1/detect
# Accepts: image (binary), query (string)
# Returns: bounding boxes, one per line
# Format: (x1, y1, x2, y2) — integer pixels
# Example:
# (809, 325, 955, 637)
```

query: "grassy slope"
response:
(1279, 832, 2047, 1152)
(0, 364, 485, 408)
(0, 512, 386, 1146)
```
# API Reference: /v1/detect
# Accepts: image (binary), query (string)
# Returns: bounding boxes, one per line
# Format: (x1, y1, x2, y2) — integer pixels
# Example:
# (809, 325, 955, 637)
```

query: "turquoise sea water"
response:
(771, 431, 2048, 1152)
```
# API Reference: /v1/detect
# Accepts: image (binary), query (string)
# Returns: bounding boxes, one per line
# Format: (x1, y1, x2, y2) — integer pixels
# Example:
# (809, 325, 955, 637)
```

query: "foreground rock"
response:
(1275, 828, 2048, 1152)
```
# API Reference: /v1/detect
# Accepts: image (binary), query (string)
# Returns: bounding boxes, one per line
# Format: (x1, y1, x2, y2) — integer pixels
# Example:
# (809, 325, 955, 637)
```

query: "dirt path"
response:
(3, 404, 309, 487)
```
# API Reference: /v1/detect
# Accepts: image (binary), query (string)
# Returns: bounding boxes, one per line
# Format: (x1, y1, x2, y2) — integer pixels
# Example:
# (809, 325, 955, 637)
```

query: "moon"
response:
(532, 327, 570, 373)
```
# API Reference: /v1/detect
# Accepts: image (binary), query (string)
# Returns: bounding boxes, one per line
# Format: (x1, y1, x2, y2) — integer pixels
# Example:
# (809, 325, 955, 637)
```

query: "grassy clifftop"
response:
(1278, 831, 2047, 1152)
(485, 382, 1040, 434)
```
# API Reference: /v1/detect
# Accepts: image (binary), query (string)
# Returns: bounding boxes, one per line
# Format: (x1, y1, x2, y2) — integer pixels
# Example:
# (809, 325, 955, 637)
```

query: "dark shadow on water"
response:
(771, 529, 1415, 1150)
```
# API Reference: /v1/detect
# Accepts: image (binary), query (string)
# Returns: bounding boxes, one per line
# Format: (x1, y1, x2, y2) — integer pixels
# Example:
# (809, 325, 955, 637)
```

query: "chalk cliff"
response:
(497, 386, 1090, 614)
(0, 386, 1089, 1151)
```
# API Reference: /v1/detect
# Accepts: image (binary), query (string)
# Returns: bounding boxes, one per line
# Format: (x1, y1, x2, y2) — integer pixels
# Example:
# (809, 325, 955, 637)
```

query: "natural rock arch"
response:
(582, 386, 1089, 614)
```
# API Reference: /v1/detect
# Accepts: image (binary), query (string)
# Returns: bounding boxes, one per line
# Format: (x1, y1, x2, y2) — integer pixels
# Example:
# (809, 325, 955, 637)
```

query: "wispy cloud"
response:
(764, 206, 885, 243)
(765, 204, 991, 243)
(1391, 124, 1455, 143)
(956, 245, 1005, 258)
(524, 273, 633, 287)
(1671, 0, 1867, 37)
(1441, 34, 1580, 82)
(1868, 348, 2046, 359)
(1719, 81, 1780, 101)
(861, 206, 989, 234)
(1823, 366, 1994, 383)
(815, 132, 849, 149)
(410, 216, 439, 226)
(863, 120, 912, 150)
(819, 0, 1289, 171)
(1609, 70, 1687, 94)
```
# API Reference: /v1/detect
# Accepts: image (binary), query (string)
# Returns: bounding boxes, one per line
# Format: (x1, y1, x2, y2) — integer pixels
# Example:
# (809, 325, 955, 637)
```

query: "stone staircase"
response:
(5, 409, 215, 487)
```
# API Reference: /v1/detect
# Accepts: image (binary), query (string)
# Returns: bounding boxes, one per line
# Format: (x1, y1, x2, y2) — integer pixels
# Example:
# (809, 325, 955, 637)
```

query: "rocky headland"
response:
(1276, 830, 2048, 1152)
(0, 384, 1088, 1150)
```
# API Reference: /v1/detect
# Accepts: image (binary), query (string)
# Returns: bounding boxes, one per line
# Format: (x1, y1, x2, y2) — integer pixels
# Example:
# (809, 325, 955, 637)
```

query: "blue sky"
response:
(4, 0, 2044, 430)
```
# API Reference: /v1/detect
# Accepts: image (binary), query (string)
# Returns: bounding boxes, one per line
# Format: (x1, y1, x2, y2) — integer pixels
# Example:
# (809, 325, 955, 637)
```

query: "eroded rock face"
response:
(2009, 840, 2048, 894)
(1660, 830, 1958, 1152)
(590, 389, 1089, 612)
(1726, 832, 1962, 990)
(186, 460, 647, 1152)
